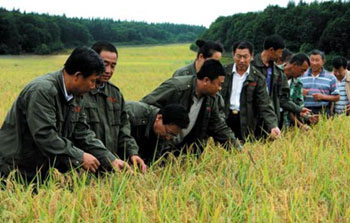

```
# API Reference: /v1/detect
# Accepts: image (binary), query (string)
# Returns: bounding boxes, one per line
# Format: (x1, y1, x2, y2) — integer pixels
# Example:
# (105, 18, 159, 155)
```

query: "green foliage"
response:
(200, 1, 350, 58)
(0, 8, 206, 55)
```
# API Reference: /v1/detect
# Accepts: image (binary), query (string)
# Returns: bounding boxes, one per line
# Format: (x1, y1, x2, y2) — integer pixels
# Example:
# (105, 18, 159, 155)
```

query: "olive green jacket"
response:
(83, 82, 139, 159)
(0, 70, 116, 177)
(251, 54, 302, 123)
(140, 76, 238, 147)
(125, 101, 169, 164)
(220, 64, 278, 139)
(172, 62, 196, 77)
(172, 61, 226, 117)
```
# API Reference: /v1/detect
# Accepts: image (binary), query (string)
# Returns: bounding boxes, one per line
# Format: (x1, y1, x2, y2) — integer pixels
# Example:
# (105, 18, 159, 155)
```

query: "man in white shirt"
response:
(220, 41, 280, 140)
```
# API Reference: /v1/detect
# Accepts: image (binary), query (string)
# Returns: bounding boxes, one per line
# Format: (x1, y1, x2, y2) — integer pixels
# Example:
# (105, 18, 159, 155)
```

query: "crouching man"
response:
(126, 102, 189, 165)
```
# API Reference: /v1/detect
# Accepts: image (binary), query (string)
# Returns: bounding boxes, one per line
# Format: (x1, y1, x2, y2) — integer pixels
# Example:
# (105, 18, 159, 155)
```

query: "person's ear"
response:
(73, 71, 82, 80)
(156, 114, 163, 121)
(203, 77, 210, 85)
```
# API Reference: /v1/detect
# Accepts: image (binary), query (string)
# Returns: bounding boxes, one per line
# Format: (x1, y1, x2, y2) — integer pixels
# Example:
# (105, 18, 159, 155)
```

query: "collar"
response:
(253, 53, 273, 68)
(191, 61, 197, 75)
(145, 108, 159, 139)
(90, 82, 108, 96)
(232, 64, 250, 77)
(191, 76, 201, 99)
(61, 72, 74, 102)
(307, 67, 326, 77)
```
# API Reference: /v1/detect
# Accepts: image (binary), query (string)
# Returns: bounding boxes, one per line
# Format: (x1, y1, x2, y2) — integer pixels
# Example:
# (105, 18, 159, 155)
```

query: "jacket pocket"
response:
(84, 104, 100, 124)
(107, 102, 121, 126)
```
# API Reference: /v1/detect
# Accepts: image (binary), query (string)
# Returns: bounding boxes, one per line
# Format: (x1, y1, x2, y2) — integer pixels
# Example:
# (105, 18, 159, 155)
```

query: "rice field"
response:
(1, 43, 349, 222)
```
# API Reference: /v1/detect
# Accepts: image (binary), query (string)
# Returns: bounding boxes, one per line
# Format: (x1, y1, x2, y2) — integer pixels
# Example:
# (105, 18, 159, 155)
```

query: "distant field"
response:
(1, 44, 350, 222)
(0, 43, 196, 124)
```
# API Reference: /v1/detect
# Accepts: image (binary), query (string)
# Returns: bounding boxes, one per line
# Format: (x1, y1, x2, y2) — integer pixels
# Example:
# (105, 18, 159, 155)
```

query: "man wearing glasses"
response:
(125, 102, 189, 165)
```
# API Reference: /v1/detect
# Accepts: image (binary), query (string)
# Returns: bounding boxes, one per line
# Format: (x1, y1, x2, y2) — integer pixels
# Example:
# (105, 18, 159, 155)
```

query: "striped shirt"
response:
(335, 74, 350, 114)
(299, 68, 339, 107)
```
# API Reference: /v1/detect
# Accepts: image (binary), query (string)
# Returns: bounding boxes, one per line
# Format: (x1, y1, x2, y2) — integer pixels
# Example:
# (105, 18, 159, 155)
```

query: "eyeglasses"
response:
(164, 125, 178, 139)
(234, 54, 251, 60)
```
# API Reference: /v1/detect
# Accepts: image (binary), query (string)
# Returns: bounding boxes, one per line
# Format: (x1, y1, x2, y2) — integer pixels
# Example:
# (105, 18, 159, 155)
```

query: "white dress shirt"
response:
(229, 64, 249, 111)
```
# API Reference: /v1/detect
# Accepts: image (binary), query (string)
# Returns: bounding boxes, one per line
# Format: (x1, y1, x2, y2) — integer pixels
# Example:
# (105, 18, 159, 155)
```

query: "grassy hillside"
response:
(1, 43, 350, 222)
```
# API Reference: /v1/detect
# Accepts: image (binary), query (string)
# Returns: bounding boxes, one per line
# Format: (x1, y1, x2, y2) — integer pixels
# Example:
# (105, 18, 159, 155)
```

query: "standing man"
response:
(85, 41, 147, 172)
(300, 50, 340, 115)
(251, 34, 309, 129)
(220, 41, 280, 140)
(282, 53, 315, 128)
(0, 47, 130, 182)
(332, 56, 350, 115)
(141, 59, 241, 150)
(126, 102, 189, 165)
(173, 39, 223, 77)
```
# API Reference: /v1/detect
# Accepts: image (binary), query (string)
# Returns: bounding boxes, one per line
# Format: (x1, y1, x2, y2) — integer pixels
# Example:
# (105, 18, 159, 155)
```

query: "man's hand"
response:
(111, 158, 133, 173)
(312, 93, 324, 101)
(82, 153, 100, 173)
(300, 124, 311, 131)
(130, 155, 147, 173)
(308, 115, 319, 124)
(303, 89, 309, 96)
(345, 104, 350, 115)
(270, 127, 281, 139)
(300, 107, 311, 117)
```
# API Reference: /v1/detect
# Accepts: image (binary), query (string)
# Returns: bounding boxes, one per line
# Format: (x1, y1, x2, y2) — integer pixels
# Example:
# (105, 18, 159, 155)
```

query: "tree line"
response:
(0, 8, 206, 54)
(198, 1, 350, 64)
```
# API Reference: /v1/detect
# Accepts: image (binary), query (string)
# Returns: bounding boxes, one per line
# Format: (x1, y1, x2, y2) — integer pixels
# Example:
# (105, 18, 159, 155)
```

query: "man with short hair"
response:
(84, 41, 147, 172)
(332, 56, 350, 115)
(251, 35, 309, 129)
(173, 39, 223, 77)
(0, 47, 130, 182)
(220, 41, 280, 140)
(126, 102, 189, 164)
(282, 53, 315, 128)
(300, 50, 340, 115)
(141, 59, 241, 149)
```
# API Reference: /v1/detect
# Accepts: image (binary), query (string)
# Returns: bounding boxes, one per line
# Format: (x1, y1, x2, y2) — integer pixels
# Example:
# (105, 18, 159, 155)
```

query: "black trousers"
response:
(226, 111, 243, 140)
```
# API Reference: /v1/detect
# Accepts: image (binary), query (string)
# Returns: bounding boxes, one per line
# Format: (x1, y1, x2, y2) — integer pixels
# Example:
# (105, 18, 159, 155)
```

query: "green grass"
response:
(1, 43, 350, 222)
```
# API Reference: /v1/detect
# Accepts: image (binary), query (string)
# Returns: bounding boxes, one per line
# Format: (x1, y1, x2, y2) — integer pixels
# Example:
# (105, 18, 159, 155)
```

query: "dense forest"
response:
(0, 8, 206, 54)
(198, 1, 350, 59)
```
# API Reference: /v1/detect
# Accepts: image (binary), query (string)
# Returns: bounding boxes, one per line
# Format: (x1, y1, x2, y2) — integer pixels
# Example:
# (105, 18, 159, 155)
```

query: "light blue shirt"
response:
(62, 74, 74, 102)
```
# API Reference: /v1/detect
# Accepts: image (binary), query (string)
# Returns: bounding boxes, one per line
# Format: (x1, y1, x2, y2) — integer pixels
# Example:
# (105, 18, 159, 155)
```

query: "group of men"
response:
(0, 35, 349, 182)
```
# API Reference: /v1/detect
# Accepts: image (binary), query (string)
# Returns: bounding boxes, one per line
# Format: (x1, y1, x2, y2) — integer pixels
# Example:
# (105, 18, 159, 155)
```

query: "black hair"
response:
(232, 41, 254, 55)
(332, 56, 347, 69)
(347, 60, 350, 70)
(159, 104, 189, 129)
(64, 47, 105, 78)
(196, 39, 224, 59)
(289, 53, 310, 66)
(309, 49, 326, 61)
(197, 59, 226, 81)
(263, 34, 285, 50)
(92, 41, 118, 56)
(281, 49, 293, 63)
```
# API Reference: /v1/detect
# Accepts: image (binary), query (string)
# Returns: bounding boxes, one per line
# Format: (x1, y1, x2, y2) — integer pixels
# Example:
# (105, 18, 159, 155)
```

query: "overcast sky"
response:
(1, 0, 318, 27)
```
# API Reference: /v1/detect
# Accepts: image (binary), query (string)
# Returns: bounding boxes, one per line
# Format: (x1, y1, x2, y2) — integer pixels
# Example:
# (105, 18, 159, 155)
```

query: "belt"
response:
(231, 109, 239, 115)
